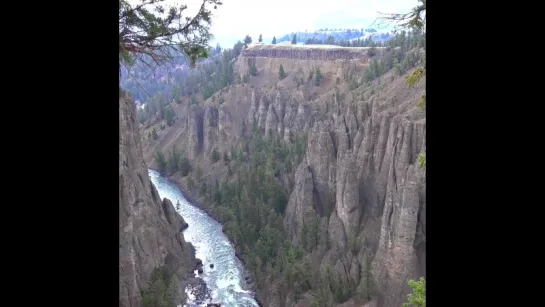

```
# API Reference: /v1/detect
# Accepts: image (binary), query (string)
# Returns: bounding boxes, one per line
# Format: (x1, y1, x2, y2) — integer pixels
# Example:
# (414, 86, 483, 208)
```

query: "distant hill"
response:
(275, 28, 393, 46)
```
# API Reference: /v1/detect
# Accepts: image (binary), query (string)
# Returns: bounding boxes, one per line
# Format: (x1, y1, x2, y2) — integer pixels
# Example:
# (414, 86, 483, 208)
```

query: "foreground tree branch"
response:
(119, 0, 222, 73)
(377, 0, 426, 33)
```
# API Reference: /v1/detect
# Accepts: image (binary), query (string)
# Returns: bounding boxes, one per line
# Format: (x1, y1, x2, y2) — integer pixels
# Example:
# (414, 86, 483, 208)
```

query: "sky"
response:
(128, 0, 419, 47)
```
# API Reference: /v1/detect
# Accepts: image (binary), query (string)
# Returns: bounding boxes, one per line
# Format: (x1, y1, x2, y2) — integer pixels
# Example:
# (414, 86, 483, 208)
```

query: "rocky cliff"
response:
(143, 44, 425, 307)
(242, 44, 374, 61)
(119, 90, 197, 307)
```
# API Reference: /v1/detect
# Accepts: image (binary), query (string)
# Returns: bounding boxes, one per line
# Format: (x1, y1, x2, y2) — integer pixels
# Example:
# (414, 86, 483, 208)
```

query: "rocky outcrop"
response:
(119, 92, 197, 307)
(279, 69, 425, 306)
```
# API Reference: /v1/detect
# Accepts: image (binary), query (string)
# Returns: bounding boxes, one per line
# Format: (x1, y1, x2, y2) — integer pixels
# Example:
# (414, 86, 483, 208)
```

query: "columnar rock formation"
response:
(242, 44, 374, 61)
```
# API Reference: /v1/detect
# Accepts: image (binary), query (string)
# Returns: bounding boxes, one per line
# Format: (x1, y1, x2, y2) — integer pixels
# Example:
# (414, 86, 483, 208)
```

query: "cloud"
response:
(209, 0, 418, 46)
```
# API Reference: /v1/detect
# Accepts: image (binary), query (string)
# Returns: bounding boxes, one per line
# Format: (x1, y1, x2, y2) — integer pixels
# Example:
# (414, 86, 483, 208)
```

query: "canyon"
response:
(140, 42, 426, 307)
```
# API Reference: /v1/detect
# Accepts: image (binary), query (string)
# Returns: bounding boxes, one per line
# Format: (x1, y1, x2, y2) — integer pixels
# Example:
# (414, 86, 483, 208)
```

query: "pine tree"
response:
(155, 151, 167, 173)
(258, 34, 263, 43)
(244, 34, 252, 45)
(357, 257, 375, 302)
(279, 64, 286, 80)
(250, 62, 258, 76)
(291, 34, 297, 44)
(272, 36, 277, 44)
(314, 68, 323, 86)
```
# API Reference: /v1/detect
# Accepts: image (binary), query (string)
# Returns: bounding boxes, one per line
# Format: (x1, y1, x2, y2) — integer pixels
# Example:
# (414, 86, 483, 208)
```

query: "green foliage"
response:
(119, 0, 222, 70)
(258, 34, 263, 43)
(198, 130, 315, 300)
(357, 257, 375, 302)
(272, 36, 277, 44)
(155, 151, 167, 173)
(334, 279, 351, 303)
(279, 65, 287, 80)
(244, 35, 252, 45)
(314, 68, 323, 86)
(379, 0, 426, 32)
(361, 32, 425, 84)
(301, 217, 320, 252)
(403, 277, 426, 307)
(380, 1, 426, 106)
(406, 66, 425, 88)
(417, 95, 426, 109)
(418, 153, 426, 169)
(291, 34, 297, 44)
(250, 62, 258, 76)
(178, 156, 191, 176)
(155, 147, 191, 176)
(165, 106, 176, 126)
(167, 146, 182, 174)
(190, 95, 198, 106)
(141, 265, 180, 307)
(152, 127, 159, 140)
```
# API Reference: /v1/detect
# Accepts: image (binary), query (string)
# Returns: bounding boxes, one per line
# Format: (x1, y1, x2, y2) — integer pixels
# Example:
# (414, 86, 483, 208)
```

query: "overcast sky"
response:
(129, 0, 418, 47)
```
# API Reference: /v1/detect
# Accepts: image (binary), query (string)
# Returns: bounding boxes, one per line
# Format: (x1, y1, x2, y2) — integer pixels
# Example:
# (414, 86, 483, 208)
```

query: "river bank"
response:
(149, 168, 264, 307)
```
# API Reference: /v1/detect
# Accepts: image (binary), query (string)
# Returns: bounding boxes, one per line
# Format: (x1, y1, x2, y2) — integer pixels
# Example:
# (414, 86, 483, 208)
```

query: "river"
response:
(149, 169, 259, 307)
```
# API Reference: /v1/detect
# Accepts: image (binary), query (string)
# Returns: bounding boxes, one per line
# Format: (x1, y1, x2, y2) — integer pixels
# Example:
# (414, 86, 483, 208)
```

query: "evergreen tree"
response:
(250, 62, 258, 76)
(272, 36, 277, 44)
(178, 156, 191, 176)
(314, 68, 323, 86)
(165, 106, 176, 126)
(258, 34, 263, 43)
(279, 64, 286, 80)
(291, 34, 297, 44)
(155, 151, 167, 173)
(244, 34, 252, 45)
(357, 257, 375, 302)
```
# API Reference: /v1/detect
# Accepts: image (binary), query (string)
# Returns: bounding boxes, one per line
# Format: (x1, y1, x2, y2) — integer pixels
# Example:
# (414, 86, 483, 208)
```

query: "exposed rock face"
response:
(119, 92, 197, 307)
(203, 106, 219, 152)
(278, 67, 425, 306)
(284, 161, 318, 243)
(242, 44, 373, 61)
(188, 106, 205, 159)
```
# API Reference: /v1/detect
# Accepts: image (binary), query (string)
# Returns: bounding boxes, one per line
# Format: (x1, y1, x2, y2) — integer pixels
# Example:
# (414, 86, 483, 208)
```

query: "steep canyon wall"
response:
(143, 46, 425, 307)
(120, 91, 197, 307)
